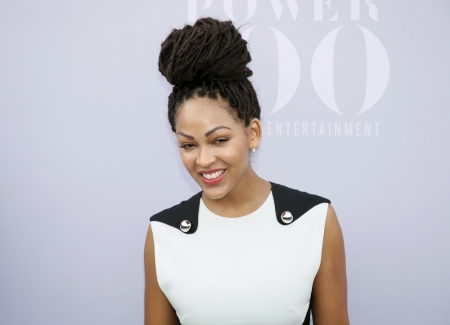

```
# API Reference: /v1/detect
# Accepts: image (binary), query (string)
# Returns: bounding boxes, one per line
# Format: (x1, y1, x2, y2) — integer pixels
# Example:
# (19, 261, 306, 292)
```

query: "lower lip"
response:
(200, 170, 226, 186)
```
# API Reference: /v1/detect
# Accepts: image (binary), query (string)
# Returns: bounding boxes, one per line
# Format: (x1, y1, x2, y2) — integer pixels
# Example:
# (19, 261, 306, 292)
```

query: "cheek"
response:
(222, 142, 249, 166)
(179, 151, 195, 171)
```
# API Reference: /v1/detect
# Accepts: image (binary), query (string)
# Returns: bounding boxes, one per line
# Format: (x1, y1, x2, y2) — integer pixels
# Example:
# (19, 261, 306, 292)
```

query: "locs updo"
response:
(158, 17, 261, 132)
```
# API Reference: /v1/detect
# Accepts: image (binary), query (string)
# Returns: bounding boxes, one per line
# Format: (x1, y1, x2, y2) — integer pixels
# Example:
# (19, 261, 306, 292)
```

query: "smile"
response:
(199, 169, 226, 186)
(201, 170, 224, 180)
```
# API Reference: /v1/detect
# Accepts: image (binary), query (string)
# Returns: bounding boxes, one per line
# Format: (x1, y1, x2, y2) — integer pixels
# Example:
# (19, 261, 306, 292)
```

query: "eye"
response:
(179, 143, 195, 149)
(213, 137, 229, 145)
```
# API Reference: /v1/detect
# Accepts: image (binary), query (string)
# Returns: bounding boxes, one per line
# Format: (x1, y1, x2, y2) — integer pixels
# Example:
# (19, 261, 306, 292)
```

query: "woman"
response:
(144, 17, 349, 325)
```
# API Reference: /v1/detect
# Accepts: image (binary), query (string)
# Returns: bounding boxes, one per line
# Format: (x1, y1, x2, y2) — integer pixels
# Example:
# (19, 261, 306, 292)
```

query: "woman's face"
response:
(175, 96, 258, 200)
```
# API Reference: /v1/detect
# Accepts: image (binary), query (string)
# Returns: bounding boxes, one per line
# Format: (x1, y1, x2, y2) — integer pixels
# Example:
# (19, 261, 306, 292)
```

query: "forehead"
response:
(175, 96, 239, 132)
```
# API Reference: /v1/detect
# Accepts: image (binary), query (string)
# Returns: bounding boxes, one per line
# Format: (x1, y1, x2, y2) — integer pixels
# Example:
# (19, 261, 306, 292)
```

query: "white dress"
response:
(150, 182, 330, 325)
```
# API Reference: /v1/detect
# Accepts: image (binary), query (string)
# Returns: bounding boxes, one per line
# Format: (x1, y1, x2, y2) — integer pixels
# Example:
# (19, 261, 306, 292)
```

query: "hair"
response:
(158, 17, 261, 132)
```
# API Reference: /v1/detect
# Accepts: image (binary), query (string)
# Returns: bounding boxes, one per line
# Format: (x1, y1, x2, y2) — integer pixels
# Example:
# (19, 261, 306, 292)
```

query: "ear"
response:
(247, 118, 262, 150)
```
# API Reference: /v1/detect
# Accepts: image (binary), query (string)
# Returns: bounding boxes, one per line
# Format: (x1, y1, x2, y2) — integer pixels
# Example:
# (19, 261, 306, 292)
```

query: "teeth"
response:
(202, 170, 224, 179)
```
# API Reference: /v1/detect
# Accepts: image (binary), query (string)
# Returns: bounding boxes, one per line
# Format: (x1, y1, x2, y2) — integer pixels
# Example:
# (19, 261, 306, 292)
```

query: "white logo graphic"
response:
(269, 0, 299, 21)
(188, 0, 379, 22)
(223, 0, 257, 21)
(311, 25, 390, 115)
(187, 0, 387, 115)
(188, 0, 212, 22)
(242, 27, 301, 114)
(314, 0, 379, 21)
(351, 0, 379, 21)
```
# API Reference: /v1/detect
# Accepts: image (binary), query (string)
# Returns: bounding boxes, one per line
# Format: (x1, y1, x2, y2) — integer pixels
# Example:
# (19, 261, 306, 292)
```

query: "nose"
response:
(196, 145, 216, 167)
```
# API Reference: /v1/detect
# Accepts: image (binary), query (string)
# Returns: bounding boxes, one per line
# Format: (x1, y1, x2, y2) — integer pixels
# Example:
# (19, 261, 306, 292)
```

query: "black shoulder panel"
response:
(150, 192, 202, 234)
(270, 182, 330, 226)
(150, 183, 329, 231)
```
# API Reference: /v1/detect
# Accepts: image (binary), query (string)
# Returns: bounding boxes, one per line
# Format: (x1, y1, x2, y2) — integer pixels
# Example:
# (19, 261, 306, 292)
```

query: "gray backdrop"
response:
(1, 1, 449, 324)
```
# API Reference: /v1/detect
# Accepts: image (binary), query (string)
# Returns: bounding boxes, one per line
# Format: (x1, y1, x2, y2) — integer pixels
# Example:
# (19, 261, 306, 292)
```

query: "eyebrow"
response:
(176, 126, 231, 140)
(205, 126, 231, 137)
(177, 132, 194, 139)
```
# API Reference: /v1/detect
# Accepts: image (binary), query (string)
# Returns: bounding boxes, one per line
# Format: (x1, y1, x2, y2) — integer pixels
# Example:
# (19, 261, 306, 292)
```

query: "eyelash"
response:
(213, 137, 229, 144)
(179, 137, 229, 149)
(179, 143, 194, 149)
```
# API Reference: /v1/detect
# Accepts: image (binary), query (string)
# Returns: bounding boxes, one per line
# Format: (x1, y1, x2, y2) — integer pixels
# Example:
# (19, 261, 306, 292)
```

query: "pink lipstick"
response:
(198, 169, 226, 186)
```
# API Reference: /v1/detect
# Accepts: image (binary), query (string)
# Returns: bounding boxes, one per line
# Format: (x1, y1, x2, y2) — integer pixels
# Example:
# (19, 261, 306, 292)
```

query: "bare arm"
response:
(311, 204, 350, 325)
(144, 225, 180, 325)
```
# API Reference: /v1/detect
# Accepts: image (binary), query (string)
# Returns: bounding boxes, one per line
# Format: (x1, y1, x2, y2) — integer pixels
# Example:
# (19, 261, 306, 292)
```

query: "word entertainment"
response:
(267, 122, 380, 137)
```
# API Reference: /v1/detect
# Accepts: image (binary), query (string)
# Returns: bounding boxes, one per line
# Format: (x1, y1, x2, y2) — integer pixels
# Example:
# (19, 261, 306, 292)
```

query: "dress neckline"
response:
(199, 191, 273, 220)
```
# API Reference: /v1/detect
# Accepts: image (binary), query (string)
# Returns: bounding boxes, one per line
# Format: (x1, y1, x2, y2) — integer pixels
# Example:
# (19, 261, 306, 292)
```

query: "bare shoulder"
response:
(144, 225, 156, 273)
(311, 204, 350, 325)
(324, 204, 343, 244)
(144, 225, 154, 255)
(144, 224, 180, 325)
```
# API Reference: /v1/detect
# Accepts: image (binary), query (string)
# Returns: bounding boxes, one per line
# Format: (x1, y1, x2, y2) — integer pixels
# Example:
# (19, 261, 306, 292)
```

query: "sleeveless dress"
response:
(150, 182, 330, 325)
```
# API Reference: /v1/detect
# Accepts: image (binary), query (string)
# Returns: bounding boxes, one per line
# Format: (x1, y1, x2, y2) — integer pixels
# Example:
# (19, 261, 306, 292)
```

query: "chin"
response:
(202, 188, 228, 200)
(198, 181, 233, 199)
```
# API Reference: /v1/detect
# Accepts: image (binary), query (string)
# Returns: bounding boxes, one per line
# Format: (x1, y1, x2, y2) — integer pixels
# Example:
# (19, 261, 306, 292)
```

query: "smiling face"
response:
(175, 96, 260, 200)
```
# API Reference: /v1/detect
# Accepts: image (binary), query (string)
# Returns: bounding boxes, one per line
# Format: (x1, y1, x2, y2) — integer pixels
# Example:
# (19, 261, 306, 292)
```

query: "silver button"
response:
(281, 211, 293, 224)
(180, 220, 191, 232)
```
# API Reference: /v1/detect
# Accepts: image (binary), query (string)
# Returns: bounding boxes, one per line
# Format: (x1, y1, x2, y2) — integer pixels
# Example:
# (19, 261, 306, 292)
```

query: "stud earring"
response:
(251, 147, 256, 153)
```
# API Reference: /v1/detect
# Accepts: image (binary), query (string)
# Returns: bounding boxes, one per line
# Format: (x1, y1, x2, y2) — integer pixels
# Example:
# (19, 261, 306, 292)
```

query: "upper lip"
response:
(197, 168, 226, 175)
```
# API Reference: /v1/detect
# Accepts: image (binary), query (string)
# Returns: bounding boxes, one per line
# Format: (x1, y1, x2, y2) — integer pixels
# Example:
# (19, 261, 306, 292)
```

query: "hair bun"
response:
(158, 17, 253, 86)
